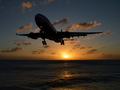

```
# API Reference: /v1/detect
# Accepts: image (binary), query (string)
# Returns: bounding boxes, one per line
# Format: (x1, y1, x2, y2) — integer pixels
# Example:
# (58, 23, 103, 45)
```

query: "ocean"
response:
(0, 60, 120, 90)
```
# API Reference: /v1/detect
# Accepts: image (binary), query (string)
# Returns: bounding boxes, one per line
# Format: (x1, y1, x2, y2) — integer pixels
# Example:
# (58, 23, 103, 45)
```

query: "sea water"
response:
(0, 60, 120, 90)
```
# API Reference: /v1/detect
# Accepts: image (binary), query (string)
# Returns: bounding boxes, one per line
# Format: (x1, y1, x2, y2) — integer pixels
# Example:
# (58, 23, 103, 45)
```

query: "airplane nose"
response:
(35, 14, 40, 21)
(35, 14, 47, 28)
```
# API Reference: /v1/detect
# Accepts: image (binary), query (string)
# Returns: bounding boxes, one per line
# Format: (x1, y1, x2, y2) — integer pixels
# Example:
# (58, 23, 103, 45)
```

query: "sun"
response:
(64, 55, 68, 58)
(62, 53, 69, 58)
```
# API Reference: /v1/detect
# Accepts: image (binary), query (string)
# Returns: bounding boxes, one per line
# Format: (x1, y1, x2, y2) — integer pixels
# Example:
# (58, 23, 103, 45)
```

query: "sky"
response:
(0, 0, 120, 60)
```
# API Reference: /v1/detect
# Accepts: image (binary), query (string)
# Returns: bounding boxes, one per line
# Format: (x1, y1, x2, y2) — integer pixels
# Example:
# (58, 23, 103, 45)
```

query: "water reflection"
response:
(50, 62, 81, 90)
(1, 60, 120, 90)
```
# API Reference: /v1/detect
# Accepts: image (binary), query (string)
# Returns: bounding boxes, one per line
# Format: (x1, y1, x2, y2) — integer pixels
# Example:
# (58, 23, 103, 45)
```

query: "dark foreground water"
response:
(0, 60, 120, 90)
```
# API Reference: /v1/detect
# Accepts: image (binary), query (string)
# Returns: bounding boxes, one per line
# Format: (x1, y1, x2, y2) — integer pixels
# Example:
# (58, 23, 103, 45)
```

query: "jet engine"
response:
(27, 32, 38, 39)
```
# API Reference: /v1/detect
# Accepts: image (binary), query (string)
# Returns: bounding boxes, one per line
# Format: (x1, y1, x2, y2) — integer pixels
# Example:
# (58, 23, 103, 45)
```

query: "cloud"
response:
(65, 21, 101, 31)
(85, 31, 113, 40)
(32, 49, 45, 54)
(40, 0, 54, 5)
(21, 2, 32, 9)
(32, 45, 52, 55)
(32, 28, 40, 33)
(103, 31, 113, 36)
(51, 52, 56, 55)
(80, 47, 85, 49)
(1, 47, 24, 52)
(84, 36, 95, 40)
(64, 38, 76, 41)
(15, 22, 33, 32)
(17, 42, 34, 46)
(21, 1, 36, 12)
(97, 31, 113, 36)
(27, 22, 33, 29)
(101, 53, 113, 57)
(53, 18, 68, 26)
(40, 45, 51, 48)
(72, 44, 81, 49)
(40, 0, 69, 5)
(67, 42, 76, 45)
(101, 52, 120, 59)
(64, 39, 80, 45)
(32, 1, 36, 6)
(86, 49, 97, 54)
(13, 38, 25, 42)
(87, 46, 92, 49)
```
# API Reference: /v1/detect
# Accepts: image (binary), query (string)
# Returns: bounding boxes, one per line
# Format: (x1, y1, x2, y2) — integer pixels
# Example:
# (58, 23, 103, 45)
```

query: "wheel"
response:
(42, 41, 47, 45)
(61, 40, 64, 45)
(45, 42, 47, 45)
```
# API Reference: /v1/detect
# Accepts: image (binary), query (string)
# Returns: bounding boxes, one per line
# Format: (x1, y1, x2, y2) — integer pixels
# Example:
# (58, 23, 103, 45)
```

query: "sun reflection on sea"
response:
(49, 61, 90, 90)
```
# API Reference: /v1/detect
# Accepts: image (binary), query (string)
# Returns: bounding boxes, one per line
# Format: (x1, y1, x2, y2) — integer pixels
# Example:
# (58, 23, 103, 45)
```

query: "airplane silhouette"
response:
(16, 14, 102, 45)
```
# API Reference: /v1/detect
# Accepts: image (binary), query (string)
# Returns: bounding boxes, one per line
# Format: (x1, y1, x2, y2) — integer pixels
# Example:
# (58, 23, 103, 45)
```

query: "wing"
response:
(69, 32, 103, 37)
(16, 32, 45, 39)
(57, 31, 103, 38)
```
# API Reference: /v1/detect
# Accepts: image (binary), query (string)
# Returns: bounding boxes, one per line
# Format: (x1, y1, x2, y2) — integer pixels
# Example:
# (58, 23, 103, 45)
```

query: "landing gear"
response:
(61, 39, 64, 45)
(42, 39, 47, 45)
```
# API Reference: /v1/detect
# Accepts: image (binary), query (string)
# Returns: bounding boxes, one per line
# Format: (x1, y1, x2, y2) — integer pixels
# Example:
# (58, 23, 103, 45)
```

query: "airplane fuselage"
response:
(35, 14, 62, 42)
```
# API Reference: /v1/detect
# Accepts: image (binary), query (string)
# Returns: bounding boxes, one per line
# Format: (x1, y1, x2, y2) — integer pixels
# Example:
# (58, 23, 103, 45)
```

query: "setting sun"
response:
(62, 53, 69, 58)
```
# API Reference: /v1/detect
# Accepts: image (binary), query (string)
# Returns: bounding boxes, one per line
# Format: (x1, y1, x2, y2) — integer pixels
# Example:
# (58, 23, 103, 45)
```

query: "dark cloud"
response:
(40, 45, 51, 48)
(66, 21, 101, 31)
(86, 49, 97, 54)
(32, 49, 45, 54)
(67, 42, 76, 45)
(102, 53, 113, 57)
(15, 22, 33, 32)
(1, 47, 24, 52)
(102, 47, 105, 49)
(87, 46, 92, 49)
(80, 47, 85, 49)
(101, 53, 120, 59)
(51, 52, 56, 55)
(53, 18, 68, 26)
(72, 44, 81, 49)
(17, 42, 34, 46)
(34, 45, 52, 55)
(65, 39, 80, 45)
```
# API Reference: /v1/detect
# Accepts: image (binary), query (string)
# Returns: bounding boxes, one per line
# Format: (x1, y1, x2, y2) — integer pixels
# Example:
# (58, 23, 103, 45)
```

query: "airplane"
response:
(16, 14, 102, 45)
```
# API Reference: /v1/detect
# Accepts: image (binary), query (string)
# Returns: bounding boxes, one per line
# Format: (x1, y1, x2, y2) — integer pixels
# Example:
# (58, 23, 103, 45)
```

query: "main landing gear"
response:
(61, 39, 65, 45)
(42, 39, 47, 45)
